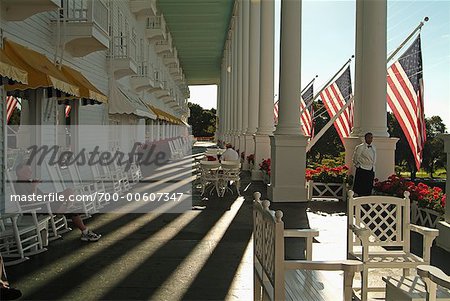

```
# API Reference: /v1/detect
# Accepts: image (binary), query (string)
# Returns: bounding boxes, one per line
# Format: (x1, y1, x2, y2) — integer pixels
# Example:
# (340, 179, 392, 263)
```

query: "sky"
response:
(188, 0, 450, 128)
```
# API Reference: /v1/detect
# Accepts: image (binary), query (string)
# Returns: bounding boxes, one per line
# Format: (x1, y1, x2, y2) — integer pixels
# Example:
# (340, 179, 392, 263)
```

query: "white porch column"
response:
(252, 0, 275, 181)
(241, 0, 250, 169)
(246, 0, 261, 171)
(216, 83, 221, 142)
(232, 16, 239, 147)
(268, 0, 307, 202)
(237, 0, 245, 154)
(345, 0, 397, 181)
(436, 134, 450, 252)
(226, 38, 232, 143)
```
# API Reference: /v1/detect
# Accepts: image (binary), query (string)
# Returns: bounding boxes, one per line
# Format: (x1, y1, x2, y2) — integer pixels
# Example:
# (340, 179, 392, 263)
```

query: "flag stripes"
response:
(274, 84, 315, 137)
(65, 105, 71, 118)
(6, 95, 18, 123)
(387, 35, 425, 170)
(320, 66, 353, 143)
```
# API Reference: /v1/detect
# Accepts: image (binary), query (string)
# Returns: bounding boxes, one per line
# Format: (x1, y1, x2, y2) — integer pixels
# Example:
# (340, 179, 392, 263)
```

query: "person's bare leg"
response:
(71, 215, 87, 232)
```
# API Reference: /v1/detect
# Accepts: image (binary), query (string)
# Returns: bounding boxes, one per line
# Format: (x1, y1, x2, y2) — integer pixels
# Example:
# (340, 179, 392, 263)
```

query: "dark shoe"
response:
(1, 287, 22, 300)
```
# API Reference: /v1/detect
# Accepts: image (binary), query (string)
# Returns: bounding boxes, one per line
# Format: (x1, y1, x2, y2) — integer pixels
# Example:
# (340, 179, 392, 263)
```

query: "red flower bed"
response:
(374, 175, 446, 214)
(305, 165, 349, 184)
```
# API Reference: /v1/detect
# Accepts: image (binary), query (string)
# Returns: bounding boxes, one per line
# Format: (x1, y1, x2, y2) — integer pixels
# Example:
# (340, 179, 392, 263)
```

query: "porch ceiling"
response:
(158, 0, 234, 85)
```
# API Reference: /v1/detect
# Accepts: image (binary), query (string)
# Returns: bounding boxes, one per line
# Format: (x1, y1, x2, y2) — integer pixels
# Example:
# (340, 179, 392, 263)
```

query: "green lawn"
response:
(399, 168, 447, 179)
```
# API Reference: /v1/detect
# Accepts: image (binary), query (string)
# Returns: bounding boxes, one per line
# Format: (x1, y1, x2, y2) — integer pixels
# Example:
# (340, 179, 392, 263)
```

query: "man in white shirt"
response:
(352, 132, 376, 196)
(221, 144, 239, 161)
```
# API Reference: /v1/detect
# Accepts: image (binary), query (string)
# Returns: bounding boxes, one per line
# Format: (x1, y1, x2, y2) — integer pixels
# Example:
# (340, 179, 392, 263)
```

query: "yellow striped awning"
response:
(0, 47, 28, 84)
(3, 39, 79, 96)
(149, 105, 182, 124)
(61, 65, 107, 103)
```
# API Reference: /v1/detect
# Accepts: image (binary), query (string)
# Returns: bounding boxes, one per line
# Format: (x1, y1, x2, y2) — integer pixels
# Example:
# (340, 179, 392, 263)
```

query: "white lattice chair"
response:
(219, 160, 241, 197)
(199, 161, 221, 196)
(418, 265, 450, 301)
(254, 192, 363, 301)
(347, 190, 439, 301)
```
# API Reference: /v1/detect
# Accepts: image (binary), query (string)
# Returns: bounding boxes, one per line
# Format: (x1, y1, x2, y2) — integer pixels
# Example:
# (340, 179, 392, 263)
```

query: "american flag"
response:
(320, 66, 353, 143)
(65, 105, 71, 118)
(387, 35, 425, 170)
(274, 100, 279, 123)
(274, 84, 315, 137)
(300, 84, 314, 137)
(6, 95, 18, 123)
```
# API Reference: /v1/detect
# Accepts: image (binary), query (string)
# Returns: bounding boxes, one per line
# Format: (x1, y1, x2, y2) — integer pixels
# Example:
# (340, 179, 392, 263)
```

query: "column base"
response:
(268, 134, 308, 202)
(436, 221, 450, 253)
(343, 136, 362, 172)
(344, 135, 398, 181)
(372, 137, 398, 181)
(242, 133, 255, 171)
(251, 134, 271, 181)
(238, 135, 245, 155)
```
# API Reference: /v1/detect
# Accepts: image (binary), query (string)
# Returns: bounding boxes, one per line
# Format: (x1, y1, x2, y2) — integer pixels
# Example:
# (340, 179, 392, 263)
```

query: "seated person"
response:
(14, 163, 101, 242)
(221, 144, 239, 161)
(0, 255, 22, 300)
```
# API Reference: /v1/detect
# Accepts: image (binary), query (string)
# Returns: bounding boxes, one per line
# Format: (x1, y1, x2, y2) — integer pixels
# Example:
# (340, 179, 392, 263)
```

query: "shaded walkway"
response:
(6, 146, 265, 301)
(6, 143, 449, 300)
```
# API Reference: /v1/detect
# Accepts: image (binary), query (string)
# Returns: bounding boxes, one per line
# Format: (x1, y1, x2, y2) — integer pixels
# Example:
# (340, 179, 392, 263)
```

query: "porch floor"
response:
(5, 144, 450, 300)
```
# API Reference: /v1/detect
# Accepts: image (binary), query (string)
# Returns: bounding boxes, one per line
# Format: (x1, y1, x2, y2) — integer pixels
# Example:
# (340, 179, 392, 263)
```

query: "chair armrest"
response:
(349, 224, 370, 243)
(410, 224, 439, 263)
(284, 260, 363, 273)
(410, 224, 439, 238)
(284, 229, 319, 261)
(417, 265, 450, 290)
(20, 207, 42, 214)
(284, 229, 319, 238)
(0, 213, 20, 220)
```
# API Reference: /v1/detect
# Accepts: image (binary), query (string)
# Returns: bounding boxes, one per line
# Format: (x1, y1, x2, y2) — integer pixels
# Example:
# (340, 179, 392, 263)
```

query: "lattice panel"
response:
(359, 203, 399, 243)
(313, 183, 345, 197)
(413, 207, 442, 228)
(262, 218, 276, 283)
(254, 209, 264, 262)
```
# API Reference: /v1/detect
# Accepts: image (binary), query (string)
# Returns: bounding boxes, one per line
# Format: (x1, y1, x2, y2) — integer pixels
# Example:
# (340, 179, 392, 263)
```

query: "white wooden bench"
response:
(253, 192, 363, 301)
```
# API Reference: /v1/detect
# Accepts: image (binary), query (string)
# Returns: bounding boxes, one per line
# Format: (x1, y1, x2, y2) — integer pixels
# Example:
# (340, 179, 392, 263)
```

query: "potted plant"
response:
(373, 175, 446, 228)
(259, 158, 271, 184)
(305, 165, 350, 201)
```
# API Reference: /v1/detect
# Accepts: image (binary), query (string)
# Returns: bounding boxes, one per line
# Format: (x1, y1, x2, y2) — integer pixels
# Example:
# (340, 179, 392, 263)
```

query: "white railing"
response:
(306, 180, 347, 201)
(111, 35, 137, 63)
(146, 15, 166, 31)
(63, 0, 109, 34)
(137, 61, 148, 77)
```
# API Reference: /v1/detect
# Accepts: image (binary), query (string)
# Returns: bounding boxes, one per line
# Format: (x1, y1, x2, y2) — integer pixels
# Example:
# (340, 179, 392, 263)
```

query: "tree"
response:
(387, 112, 447, 178)
(307, 100, 344, 165)
(422, 116, 446, 177)
(187, 102, 216, 137)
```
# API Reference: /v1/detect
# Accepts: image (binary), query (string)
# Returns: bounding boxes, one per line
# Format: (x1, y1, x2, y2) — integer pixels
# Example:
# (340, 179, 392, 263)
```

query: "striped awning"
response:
(109, 83, 156, 119)
(60, 65, 107, 103)
(0, 46, 28, 84)
(149, 105, 182, 124)
(3, 39, 79, 96)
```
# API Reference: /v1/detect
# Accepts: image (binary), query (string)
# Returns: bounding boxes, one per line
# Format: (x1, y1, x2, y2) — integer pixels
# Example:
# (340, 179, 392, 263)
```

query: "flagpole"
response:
(274, 75, 318, 106)
(387, 17, 428, 63)
(301, 75, 318, 95)
(306, 95, 354, 152)
(300, 56, 354, 116)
